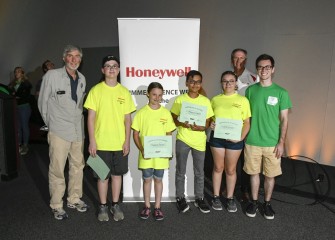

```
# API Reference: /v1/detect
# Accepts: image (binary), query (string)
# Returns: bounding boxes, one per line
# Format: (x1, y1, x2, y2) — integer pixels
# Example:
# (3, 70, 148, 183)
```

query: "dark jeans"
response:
(17, 104, 31, 145)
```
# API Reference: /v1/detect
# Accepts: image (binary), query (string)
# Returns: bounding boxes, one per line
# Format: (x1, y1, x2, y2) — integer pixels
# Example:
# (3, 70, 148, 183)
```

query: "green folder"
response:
(87, 154, 110, 180)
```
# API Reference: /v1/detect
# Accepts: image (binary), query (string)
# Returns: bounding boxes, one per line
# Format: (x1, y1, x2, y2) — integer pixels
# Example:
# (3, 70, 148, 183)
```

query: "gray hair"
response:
(62, 44, 83, 59)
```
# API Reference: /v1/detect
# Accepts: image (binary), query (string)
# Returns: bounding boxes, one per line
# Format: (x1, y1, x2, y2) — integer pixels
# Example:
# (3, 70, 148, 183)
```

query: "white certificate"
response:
(214, 118, 243, 141)
(179, 101, 207, 127)
(144, 135, 172, 158)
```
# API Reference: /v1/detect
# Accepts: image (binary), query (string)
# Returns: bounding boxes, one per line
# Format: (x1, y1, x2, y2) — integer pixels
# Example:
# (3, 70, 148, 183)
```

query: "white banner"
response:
(118, 18, 200, 201)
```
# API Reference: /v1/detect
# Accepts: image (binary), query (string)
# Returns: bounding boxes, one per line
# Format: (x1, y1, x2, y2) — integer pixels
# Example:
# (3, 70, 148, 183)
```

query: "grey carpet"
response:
(1, 144, 335, 240)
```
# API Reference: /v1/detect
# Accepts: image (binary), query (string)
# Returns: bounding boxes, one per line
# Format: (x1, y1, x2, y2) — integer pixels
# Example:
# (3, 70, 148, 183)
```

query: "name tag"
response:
(267, 96, 278, 106)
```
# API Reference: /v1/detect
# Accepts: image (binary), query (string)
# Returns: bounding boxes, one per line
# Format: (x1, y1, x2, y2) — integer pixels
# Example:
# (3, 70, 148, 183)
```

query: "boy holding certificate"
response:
(132, 82, 176, 221)
(171, 70, 214, 213)
(209, 71, 251, 212)
(84, 55, 136, 222)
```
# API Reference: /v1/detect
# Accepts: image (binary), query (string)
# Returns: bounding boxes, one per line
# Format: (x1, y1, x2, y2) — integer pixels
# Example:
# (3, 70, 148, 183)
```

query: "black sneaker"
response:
(194, 198, 210, 213)
(245, 200, 258, 218)
(263, 202, 275, 220)
(211, 195, 223, 211)
(226, 197, 237, 213)
(176, 197, 190, 213)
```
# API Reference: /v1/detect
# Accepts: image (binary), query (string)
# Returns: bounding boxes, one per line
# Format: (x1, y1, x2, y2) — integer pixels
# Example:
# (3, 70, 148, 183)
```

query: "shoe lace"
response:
(142, 207, 150, 215)
(178, 197, 186, 205)
(197, 198, 207, 207)
(247, 202, 257, 211)
(213, 197, 220, 204)
(155, 208, 163, 217)
(265, 203, 275, 214)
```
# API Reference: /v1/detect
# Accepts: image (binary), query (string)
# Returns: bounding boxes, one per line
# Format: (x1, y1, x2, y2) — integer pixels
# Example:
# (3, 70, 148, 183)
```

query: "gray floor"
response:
(1, 144, 335, 240)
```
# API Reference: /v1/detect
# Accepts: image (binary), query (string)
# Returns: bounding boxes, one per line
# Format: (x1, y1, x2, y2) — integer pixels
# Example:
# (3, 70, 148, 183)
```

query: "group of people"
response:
(35, 44, 292, 222)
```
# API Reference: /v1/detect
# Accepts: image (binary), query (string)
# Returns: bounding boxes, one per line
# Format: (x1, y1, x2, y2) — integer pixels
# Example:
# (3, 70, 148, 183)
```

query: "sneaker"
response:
(226, 198, 237, 213)
(245, 200, 258, 218)
(194, 198, 210, 213)
(20, 145, 29, 155)
(110, 204, 124, 221)
(154, 208, 164, 221)
(263, 202, 275, 220)
(67, 199, 88, 212)
(52, 208, 68, 220)
(139, 207, 150, 220)
(98, 204, 109, 222)
(211, 196, 223, 211)
(176, 197, 190, 213)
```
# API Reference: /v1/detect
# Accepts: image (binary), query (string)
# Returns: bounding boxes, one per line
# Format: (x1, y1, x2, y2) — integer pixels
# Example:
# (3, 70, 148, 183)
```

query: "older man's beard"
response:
(66, 62, 80, 71)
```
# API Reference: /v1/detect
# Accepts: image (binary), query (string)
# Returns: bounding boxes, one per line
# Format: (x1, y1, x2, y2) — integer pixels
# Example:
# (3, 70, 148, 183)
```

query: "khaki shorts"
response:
(243, 144, 282, 177)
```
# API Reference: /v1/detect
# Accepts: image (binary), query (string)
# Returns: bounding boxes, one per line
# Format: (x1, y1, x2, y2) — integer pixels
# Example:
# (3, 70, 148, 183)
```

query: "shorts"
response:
(208, 131, 244, 150)
(142, 168, 165, 180)
(243, 144, 282, 177)
(93, 150, 128, 179)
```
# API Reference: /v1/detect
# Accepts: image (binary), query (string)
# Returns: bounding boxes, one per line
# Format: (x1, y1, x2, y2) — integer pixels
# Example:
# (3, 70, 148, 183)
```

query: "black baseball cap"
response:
(102, 55, 120, 67)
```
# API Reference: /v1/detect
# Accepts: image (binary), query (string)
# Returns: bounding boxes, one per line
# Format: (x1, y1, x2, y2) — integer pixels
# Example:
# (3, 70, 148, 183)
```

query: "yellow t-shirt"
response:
(170, 93, 214, 151)
(132, 105, 176, 169)
(211, 93, 251, 121)
(84, 82, 136, 151)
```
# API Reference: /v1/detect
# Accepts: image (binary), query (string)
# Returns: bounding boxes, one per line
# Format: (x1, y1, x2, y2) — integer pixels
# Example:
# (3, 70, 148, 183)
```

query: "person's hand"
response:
(123, 142, 130, 156)
(210, 121, 216, 130)
(190, 122, 205, 131)
(274, 142, 284, 159)
(88, 141, 97, 157)
(182, 121, 191, 129)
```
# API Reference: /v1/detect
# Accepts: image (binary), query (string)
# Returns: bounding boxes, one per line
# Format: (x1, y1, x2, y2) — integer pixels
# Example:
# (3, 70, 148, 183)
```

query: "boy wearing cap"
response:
(84, 55, 136, 222)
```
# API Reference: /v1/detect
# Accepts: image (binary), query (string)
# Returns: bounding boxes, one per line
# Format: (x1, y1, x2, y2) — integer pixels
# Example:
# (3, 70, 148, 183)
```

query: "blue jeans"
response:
(142, 168, 164, 180)
(17, 104, 31, 145)
(175, 139, 205, 199)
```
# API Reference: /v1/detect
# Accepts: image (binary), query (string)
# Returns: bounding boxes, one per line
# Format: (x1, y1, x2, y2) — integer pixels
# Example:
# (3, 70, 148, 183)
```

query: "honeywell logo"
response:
(126, 67, 191, 79)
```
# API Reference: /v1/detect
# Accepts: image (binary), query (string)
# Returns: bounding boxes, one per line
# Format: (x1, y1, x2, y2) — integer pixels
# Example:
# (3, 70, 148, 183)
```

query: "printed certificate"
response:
(214, 118, 243, 141)
(144, 135, 172, 158)
(179, 102, 207, 127)
(87, 154, 110, 180)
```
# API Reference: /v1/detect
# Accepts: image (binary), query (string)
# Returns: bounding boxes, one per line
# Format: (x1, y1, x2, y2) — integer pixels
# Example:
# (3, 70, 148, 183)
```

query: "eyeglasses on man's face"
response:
(256, 65, 272, 71)
(188, 80, 202, 85)
(104, 64, 119, 70)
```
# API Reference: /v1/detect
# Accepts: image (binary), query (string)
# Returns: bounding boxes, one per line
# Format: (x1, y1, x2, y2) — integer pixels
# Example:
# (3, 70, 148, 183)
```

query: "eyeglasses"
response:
(256, 65, 272, 71)
(188, 80, 202, 85)
(221, 80, 236, 85)
(104, 64, 119, 70)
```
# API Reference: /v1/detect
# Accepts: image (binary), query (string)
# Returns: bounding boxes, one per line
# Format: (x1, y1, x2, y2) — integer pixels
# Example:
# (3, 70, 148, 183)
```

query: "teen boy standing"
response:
(171, 70, 214, 213)
(84, 55, 136, 222)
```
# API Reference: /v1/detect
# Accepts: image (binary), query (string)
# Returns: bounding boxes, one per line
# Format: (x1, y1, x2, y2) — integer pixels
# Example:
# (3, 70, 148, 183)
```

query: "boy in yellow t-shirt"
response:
(132, 82, 176, 221)
(170, 70, 214, 214)
(84, 55, 136, 222)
